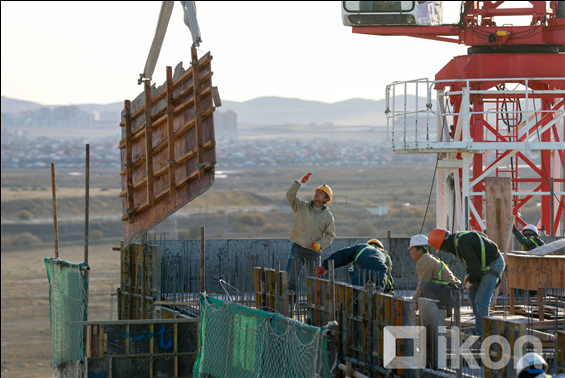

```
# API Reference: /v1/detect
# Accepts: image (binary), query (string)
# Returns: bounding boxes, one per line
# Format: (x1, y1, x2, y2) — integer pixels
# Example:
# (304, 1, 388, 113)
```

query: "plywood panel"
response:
(119, 50, 216, 245)
(485, 177, 512, 249)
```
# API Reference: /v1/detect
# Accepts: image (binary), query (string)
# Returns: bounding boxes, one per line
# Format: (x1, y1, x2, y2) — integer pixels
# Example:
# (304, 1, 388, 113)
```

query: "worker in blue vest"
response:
(512, 224, 545, 251)
(315, 239, 390, 291)
(428, 228, 505, 337)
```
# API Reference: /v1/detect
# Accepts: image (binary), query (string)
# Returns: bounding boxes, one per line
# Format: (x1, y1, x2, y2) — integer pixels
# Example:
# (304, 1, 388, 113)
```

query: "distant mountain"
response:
(220, 96, 388, 126)
(1, 96, 122, 114)
(2, 95, 428, 126)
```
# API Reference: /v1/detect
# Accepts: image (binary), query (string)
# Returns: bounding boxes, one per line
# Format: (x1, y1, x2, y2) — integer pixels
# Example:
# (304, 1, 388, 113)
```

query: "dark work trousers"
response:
(421, 282, 455, 310)
(287, 243, 321, 292)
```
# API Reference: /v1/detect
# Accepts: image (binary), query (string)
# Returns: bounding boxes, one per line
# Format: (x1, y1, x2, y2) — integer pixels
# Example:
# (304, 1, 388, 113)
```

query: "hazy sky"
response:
(2, 1, 531, 106)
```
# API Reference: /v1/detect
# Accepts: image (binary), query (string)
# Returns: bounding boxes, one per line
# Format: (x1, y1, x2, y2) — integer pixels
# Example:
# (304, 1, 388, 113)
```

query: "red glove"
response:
(311, 241, 321, 251)
(316, 266, 326, 277)
(301, 173, 312, 184)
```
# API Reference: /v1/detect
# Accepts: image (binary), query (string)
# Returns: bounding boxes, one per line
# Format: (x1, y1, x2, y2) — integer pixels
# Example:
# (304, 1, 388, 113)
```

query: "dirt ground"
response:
(1, 242, 120, 378)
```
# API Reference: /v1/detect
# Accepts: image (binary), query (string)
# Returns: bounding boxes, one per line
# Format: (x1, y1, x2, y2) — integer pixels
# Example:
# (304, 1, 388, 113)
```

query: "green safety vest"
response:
(350, 246, 394, 290)
(522, 237, 541, 251)
(430, 260, 451, 286)
(455, 231, 490, 272)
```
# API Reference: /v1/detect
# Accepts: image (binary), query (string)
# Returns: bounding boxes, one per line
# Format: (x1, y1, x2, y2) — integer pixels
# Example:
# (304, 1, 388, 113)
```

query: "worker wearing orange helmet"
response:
(316, 238, 392, 292)
(428, 228, 505, 337)
(512, 224, 545, 252)
(286, 173, 336, 293)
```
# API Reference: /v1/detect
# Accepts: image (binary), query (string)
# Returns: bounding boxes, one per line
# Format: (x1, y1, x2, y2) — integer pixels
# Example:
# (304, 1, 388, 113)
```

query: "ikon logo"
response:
(384, 326, 543, 370)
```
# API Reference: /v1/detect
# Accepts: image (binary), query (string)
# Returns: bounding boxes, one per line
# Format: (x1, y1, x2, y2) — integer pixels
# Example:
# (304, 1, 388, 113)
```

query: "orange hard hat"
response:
(367, 238, 384, 249)
(428, 228, 450, 252)
(315, 184, 332, 203)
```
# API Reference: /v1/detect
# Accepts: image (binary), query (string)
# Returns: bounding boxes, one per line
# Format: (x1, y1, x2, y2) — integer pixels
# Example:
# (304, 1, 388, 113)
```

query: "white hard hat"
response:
(523, 224, 539, 236)
(516, 353, 548, 377)
(409, 234, 428, 248)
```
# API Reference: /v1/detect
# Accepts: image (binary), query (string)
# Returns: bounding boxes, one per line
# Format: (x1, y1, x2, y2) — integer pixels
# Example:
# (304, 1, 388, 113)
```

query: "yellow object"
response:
(311, 242, 321, 251)
(496, 30, 509, 36)
(315, 184, 333, 203)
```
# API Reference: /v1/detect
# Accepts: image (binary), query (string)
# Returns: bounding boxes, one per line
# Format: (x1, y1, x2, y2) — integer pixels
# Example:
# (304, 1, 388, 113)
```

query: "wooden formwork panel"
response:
(119, 50, 216, 245)
(558, 331, 565, 374)
(304, 277, 417, 377)
(85, 319, 199, 378)
(484, 317, 528, 378)
(120, 242, 159, 320)
(253, 267, 289, 316)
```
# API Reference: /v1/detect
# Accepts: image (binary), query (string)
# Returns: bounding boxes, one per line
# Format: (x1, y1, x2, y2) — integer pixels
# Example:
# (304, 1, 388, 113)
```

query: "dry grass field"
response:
(1, 242, 120, 378)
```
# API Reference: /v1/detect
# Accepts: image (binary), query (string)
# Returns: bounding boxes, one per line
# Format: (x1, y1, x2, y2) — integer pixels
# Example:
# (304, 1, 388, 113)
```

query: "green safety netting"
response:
(193, 293, 331, 378)
(45, 257, 88, 376)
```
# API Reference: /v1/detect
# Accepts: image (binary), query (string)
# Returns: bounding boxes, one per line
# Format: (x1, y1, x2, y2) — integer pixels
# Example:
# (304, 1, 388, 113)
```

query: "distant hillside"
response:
(1, 96, 122, 114)
(220, 97, 388, 126)
(2, 95, 428, 127)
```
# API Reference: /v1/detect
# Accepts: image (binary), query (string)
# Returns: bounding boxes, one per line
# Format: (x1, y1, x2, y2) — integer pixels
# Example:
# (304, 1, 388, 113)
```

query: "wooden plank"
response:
(118, 53, 213, 127)
(86, 324, 91, 358)
(166, 66, 176, 196)
(118, 86, 213, 149)
(99, 325, 105, 358)
(485, 177, 512, 250)
(143, 80, 154, 207)
(280, 270, 289, 317)
(191, 47, 205, 179)
(124, 100, 135, 223)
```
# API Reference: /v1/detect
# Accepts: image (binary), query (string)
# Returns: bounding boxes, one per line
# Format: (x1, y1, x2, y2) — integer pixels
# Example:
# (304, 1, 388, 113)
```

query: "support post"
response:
(200, 227, 205, 293)
(191, 47, 205, 178)
(51, 163, 59, 258)
(144, 80, 154, 207)
(166, 66, 177, 196)
(124, 100, 135, 223)
(84, 144, 90, 319)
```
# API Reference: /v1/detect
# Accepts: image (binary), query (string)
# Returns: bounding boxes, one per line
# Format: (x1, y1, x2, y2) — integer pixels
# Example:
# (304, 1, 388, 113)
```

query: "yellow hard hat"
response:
(367, 239, 384, 249)
(315, 184, 333, 203)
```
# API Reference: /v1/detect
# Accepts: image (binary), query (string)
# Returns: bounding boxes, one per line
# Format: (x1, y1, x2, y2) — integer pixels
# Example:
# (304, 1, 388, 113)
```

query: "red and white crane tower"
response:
(344, 1, 565, 236)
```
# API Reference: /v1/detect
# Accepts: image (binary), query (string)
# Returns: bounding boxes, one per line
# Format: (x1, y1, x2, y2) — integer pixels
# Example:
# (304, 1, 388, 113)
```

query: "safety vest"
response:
(522, 237, 541, 251)
(349, 247, 393, 290)
(455, 231, 490, 272)
(430, 260, 452, 286)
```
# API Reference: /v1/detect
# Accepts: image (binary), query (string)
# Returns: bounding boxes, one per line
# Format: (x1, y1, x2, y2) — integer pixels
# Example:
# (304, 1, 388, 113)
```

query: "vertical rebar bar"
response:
(51, 163, 59, 258)
(200, 227, 205, 293)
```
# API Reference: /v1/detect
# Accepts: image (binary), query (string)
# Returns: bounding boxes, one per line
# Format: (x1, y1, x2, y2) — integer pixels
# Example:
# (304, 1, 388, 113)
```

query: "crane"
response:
(343, 1, 565, 237)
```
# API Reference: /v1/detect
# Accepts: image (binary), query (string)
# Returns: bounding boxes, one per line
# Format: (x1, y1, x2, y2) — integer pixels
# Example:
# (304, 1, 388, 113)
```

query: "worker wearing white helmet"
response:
(512, 224, 545, 252)
(516, 353, 552, 378)
(409, 234, 461, 317)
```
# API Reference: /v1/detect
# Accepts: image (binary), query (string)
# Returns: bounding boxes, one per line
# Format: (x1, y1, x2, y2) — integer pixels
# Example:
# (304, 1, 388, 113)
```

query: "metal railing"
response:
(386, 77, 565, 152)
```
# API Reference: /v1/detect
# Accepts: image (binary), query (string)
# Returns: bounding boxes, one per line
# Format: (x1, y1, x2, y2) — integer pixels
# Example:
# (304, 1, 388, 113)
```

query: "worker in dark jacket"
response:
(316, 239, 389, 290)
(428, 228, 505, 337)
(512, 224, 545, 251)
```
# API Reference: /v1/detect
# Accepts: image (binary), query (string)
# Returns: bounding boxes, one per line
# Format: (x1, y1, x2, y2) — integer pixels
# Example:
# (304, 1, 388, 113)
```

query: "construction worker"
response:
(409, 234, 460, 317)
(286, 173, 335, 293)
(516, 353, 552, 378)
(428, 228, 505, 337)
(513, 224, 545, 251)
(316, 239, 389, 290)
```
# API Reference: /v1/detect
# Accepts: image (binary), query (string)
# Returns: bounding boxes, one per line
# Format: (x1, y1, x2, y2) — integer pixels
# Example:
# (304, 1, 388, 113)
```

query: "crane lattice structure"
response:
(345, 1, 565, 236)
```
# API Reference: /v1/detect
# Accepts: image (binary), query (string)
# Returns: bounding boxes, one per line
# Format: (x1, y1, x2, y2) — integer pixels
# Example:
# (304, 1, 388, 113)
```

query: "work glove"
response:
(311, 241, 321, 251)
(316, 266, 326, 277)
(300, 173, 312, 184)
(463, 274, 478, 291)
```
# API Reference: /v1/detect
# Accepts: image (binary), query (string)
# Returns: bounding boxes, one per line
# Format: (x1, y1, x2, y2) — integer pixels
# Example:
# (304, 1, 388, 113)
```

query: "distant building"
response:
(215, 110, 237, 140)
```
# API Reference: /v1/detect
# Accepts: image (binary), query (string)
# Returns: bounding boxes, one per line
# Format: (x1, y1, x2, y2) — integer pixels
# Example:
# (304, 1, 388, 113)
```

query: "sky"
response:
(1, 1, 532, 106)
